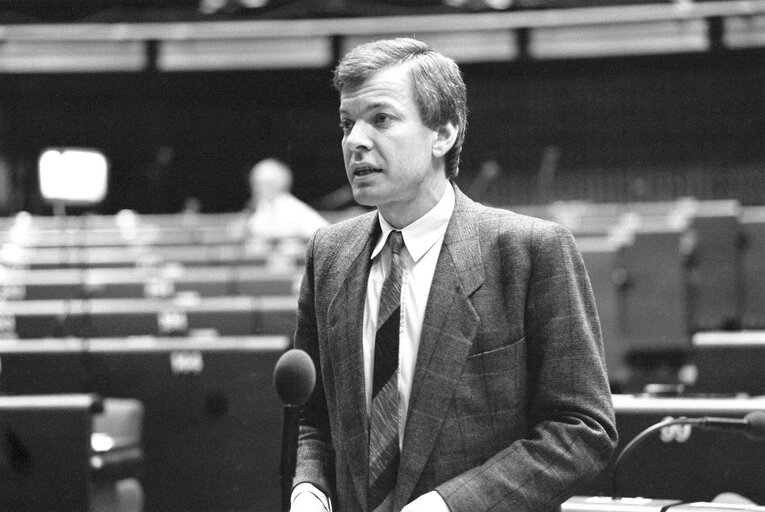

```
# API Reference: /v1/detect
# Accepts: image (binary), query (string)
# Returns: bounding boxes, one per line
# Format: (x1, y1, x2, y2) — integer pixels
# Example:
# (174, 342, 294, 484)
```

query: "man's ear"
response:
(432, 121, 458, 159)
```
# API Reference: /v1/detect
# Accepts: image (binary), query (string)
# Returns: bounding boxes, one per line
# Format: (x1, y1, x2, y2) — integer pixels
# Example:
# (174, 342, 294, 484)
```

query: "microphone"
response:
(688, 411, 765, 439)
(273, 348, 316, 406)
(273, 349, 316, 512)
(612, 410, 765, 499)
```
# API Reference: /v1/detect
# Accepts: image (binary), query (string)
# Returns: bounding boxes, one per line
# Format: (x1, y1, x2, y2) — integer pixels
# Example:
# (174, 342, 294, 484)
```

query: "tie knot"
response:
(388, 230, 404, 256)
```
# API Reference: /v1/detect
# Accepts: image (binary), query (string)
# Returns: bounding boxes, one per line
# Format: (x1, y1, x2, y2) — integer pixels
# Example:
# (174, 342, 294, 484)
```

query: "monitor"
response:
(38, 148, 108, 206)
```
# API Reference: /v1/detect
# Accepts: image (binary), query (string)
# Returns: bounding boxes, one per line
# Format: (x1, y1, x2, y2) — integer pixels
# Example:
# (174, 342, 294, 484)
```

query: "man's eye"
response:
(374, 113, 391, 125)
(339, 119, 353, 132)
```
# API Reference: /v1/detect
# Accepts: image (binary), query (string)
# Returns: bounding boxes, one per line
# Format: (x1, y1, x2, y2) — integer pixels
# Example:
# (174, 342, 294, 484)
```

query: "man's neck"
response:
(379, 179, 449, 229)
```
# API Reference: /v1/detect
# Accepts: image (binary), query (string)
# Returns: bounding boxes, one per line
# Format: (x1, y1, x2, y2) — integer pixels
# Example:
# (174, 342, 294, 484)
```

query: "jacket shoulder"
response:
(313, 210, 376, 244)
(466, 200, 573, 243)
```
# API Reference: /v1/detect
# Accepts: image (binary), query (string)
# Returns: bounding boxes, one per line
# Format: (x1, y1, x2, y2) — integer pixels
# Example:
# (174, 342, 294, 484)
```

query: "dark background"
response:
(0, 39, 763, 215)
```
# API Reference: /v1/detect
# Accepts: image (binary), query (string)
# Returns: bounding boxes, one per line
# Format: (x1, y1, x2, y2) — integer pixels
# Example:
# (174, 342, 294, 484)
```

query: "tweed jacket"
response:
(293, 184, 617, 512)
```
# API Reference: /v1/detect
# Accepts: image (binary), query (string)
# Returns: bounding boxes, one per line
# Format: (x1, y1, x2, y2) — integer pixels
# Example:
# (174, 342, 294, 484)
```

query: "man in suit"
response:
(291, 38, 617, 512)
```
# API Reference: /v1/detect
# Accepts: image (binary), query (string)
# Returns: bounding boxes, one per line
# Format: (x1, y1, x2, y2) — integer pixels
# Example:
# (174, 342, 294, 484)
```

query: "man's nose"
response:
(344, 122, 371, 152)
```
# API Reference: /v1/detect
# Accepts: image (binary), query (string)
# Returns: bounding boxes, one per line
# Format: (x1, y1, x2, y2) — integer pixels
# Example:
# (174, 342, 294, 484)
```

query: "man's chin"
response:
(350, 188, 379, 208)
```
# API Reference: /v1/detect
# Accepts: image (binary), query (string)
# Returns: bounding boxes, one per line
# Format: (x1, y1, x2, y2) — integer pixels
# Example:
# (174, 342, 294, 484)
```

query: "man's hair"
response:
(333, 38, 468, 180)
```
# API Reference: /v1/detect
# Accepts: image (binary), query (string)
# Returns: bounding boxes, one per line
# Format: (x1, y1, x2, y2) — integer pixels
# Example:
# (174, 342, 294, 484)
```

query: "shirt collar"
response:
(371, 184, 455, 263)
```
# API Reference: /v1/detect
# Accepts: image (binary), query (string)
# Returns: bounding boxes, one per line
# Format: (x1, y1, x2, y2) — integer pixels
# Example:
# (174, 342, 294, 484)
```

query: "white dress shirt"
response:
(363, 184, 454, 444)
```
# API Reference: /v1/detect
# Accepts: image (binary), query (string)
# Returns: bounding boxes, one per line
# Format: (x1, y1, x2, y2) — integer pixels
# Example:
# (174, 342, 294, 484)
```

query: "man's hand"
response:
(401, 491, 450, 512)
(290, 491, 329, 512)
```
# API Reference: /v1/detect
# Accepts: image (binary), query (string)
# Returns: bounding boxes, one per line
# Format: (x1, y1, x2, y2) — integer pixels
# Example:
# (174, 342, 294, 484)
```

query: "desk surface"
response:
(0, 295, 297, 314)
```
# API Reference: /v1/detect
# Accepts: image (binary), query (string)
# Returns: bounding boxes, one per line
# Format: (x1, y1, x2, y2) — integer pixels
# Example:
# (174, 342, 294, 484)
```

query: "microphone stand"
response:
(280, 403, 300, 512)
(273, 348, 316, 512)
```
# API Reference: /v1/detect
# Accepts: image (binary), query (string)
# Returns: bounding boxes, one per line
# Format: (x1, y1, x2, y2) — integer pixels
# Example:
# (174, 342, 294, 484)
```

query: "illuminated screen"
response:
(38, 147, 108, 204)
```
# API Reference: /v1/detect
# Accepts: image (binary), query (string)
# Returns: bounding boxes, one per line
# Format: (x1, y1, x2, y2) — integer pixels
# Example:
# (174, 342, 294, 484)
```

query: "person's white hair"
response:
(249, 158, 293, 197)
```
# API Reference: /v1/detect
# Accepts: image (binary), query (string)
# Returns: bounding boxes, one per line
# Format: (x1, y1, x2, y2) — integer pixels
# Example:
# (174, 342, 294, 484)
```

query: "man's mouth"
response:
(353, 167, 382, 177)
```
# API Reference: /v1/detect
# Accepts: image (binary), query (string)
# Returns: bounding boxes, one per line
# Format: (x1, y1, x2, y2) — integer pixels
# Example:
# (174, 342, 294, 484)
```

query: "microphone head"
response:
(273, 349, 316, 406)
(745, 411, 765, 439)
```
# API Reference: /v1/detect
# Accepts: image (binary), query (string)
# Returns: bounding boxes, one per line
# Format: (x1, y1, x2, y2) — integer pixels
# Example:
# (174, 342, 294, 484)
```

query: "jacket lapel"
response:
(326, 213, 379, 509)
(396, 188, 485, 507)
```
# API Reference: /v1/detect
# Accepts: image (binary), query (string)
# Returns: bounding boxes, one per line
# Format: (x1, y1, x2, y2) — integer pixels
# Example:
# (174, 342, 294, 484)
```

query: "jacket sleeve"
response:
(437, 220, 618, 512)
(292, 231, 337, 504)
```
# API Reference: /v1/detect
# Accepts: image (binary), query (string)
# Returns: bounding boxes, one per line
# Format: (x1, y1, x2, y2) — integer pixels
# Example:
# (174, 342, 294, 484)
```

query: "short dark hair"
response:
(333, 38, 468, 180)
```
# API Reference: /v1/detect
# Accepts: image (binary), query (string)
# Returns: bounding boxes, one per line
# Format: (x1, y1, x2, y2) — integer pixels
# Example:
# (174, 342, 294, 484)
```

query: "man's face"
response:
(339, 64, 447, 225)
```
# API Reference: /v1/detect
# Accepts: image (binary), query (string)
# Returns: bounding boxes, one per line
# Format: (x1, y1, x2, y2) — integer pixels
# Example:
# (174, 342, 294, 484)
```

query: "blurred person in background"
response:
(244, 157, 329, 241)
(234, 158, 329, 266)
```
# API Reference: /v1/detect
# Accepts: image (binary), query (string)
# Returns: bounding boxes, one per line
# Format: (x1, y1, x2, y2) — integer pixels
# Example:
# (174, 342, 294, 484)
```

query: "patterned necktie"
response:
(368, 230, 404, 512)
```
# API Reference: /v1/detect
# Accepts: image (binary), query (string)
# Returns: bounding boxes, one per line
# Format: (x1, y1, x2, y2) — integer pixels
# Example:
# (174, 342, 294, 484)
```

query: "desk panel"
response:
(691, 331, 765, 396)
(0, 394, 98, 512)
(0, 296, 297, 339)
(0, 265, 300, 300)
(0, 336, 290, 512)
(1, 243, 305, 270)
(741, 208, 765, 329)
(578, 394, 765, 503)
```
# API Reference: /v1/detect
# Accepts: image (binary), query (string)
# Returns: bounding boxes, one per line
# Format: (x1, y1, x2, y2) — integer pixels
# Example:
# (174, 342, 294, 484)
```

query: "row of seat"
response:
(0, 295, 296, 339)
(0, 264, 300, 300)
(523, 200, 765, 388)
(0, 212, 303, 510)
(2, 198, 764, 389)
(0, 208, 361, 249)
(0, 240, 305, 269)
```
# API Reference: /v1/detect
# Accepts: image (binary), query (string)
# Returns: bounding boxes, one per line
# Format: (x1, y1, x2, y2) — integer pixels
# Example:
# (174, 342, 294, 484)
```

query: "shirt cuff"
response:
(291, 482, 332, 512)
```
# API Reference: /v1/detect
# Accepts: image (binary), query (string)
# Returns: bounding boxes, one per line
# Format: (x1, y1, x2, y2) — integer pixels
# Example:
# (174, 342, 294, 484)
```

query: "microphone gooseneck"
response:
(686, 410, 765, 440)
(611, 411, 765, 500)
